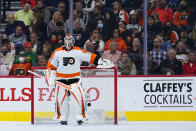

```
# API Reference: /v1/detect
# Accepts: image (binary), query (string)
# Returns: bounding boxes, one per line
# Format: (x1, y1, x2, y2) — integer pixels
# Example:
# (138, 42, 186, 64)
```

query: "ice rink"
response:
(0, 121, 196, 131)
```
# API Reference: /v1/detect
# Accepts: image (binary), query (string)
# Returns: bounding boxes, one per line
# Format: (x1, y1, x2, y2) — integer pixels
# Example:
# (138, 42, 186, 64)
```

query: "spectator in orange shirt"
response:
(105, 29, 127, 52)
(173, 0, 191, 30)
(153, 0, 174, 24)
(10, 53, 31, 76)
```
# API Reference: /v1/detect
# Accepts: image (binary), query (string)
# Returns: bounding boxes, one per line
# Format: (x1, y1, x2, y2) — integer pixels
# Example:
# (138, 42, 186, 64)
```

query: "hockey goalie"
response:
(46, 33, 114, 125)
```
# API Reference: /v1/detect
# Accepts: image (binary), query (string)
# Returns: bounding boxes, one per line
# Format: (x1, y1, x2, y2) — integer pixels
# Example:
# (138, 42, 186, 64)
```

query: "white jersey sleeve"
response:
(79, 49, 97, 64)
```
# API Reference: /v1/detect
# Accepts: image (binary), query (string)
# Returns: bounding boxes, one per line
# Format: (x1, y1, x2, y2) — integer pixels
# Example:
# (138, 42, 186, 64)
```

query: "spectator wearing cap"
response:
(75, 0, 90, 26)
(33, 0, 51, 25)
(128, 37, 143, 75)
(9, 25, 27, 55)
(47, 11, 64, 37)
(152, 0, 174, 25)
(110, 0, 129, 30)
(126, 10, 142, 33)
(64, 9, 86, 33)
(158, 49, 182, 75)
(73, 18, 88, 48)
(21, 0, 36, 8)
(182, 51, 196, 75)
(105, 29, 127, 52)
(0, 44, 15, 76)
(117, 52, 136, 75)
(173, 0, 191, 30)
(5, 14, 26, 37)
(102, 41, 121, 66)
(15, 2, 34, 26)
(15, 41, 36, 65)
(150, 38, 167, 65)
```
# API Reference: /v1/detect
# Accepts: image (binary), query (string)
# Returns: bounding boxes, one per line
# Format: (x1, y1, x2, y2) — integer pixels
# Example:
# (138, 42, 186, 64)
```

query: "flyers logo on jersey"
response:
(63, 57, 75, 66)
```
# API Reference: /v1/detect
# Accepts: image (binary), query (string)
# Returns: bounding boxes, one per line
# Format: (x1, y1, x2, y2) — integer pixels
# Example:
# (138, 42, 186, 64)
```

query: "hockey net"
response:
(31, 67, 118, 124)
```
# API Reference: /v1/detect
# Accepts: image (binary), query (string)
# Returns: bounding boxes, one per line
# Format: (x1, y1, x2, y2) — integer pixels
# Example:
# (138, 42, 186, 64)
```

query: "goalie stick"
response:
(28, 70, 45, 78)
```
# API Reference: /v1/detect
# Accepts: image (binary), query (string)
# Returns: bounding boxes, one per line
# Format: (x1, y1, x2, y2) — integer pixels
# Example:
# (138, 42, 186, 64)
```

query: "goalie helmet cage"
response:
(30, 67, 118, 124)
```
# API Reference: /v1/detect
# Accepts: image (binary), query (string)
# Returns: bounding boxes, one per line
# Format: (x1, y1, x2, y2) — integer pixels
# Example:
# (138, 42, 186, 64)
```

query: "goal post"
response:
(30, 67, 118, 124)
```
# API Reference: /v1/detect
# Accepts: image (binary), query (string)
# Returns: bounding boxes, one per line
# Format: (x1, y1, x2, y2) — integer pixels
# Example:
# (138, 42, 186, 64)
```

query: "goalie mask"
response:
(64, 34, 75, 50)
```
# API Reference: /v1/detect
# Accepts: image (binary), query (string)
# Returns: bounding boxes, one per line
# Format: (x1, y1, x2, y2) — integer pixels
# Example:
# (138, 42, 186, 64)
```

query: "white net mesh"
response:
(31, 67, 117, 124)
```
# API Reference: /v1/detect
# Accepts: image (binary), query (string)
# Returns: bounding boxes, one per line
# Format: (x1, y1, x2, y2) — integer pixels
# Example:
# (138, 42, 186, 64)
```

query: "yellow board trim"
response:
(0, 112, 31, 121)
(1, 111, 196, 121)
(124, 111, 196, 121)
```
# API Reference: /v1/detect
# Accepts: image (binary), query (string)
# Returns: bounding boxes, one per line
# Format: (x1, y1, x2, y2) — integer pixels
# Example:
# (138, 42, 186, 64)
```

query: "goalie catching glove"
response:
(97, 58, 114, 68)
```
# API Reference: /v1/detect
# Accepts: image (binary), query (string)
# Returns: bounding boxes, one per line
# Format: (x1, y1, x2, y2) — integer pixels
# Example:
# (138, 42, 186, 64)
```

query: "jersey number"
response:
(63, 57, 75, 66)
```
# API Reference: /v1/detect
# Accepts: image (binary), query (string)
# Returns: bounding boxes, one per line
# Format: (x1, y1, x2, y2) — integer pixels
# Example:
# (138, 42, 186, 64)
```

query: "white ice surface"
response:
(0, 121, 196, 131)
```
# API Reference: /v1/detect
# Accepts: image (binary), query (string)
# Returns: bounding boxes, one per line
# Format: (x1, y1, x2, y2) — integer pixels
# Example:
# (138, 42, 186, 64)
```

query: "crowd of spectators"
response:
(1, 0, 196, 76)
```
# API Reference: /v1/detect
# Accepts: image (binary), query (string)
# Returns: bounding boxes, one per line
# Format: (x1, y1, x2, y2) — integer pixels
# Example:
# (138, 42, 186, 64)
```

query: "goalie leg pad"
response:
(68, 81, 86, 122)
(54, 86, 70, 121)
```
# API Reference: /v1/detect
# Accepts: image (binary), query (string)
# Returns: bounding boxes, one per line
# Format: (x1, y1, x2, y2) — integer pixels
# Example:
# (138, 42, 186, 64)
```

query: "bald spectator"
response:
(150, 38, 167, 65)
(182, 51, 196, 75)
(102, 41, 121, 66)
(158, 49, 182, 75)
(5, 14, 25, 36)
(15, 2, 34, 26)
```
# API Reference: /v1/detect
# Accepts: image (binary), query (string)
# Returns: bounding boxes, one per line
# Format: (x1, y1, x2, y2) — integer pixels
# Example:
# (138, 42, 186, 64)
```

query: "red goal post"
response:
(30, 67, 118, 124)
